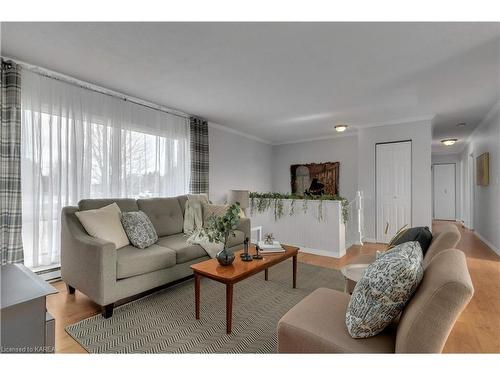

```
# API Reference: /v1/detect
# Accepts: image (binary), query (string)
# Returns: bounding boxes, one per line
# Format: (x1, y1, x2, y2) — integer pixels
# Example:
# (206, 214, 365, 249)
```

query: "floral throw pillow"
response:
(121, 211, 158, 249)
(345, 241, 424, 338)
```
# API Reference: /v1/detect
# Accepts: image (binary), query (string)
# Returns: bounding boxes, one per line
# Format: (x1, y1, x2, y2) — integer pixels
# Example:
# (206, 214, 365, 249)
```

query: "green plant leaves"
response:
(248, 192, 349, 224)
(200, 203, 242, 248)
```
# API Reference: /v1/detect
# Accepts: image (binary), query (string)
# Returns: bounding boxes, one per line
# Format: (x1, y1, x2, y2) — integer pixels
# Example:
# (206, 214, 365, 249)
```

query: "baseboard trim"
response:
(473, 231, 500, 257)
(363, 237, 377, 243)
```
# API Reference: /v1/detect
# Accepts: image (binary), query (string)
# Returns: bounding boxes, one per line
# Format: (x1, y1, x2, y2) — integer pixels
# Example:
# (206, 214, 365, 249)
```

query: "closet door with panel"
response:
(376, 141, 412, 243)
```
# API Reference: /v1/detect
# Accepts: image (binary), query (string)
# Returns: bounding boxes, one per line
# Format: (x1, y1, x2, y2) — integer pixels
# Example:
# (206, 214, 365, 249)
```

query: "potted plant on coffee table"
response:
(203, 203, 241, 266)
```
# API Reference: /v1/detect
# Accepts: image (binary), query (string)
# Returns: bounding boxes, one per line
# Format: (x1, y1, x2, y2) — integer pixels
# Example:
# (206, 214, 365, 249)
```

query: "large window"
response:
(21, 71, 190, 270)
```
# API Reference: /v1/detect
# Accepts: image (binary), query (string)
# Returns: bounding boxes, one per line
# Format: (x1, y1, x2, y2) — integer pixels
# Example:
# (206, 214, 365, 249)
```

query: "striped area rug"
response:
(65, 261, 344, 353)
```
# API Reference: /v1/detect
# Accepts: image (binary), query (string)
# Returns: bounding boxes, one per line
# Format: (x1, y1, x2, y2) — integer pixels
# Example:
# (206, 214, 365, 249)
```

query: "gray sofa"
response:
(61, 196, 250, 318)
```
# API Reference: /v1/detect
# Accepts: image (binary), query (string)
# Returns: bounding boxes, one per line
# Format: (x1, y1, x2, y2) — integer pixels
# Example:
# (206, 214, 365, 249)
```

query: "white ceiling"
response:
(1, 22, 499, 152)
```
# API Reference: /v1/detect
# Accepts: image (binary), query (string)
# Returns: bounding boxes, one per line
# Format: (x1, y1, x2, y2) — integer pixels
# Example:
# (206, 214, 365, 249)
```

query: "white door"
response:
(376, 141, 412, 243)
(433, 164, 456, 220)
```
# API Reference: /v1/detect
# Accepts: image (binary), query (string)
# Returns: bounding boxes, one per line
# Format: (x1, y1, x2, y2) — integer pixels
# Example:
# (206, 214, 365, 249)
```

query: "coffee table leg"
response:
(195, 273, 201, 320)
(226, 283, 233, 334)
(264, 268, 268, 281)
(293, 255, 297, 288)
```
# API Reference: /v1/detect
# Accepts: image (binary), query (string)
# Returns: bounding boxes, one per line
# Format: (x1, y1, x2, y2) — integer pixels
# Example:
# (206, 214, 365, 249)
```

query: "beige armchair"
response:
(278, 225, 474, 353)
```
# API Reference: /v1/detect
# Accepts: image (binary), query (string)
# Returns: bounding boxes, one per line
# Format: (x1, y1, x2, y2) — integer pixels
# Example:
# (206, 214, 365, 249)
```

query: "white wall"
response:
(271, 135, 358, 200)
(209, 123, 273, 203)
(209, 106, 499, 255)
(358, 120, 433, 241)
(431, 153, 462, 220)
(269, 120, 432, 242)
(459, 104, 500, 254)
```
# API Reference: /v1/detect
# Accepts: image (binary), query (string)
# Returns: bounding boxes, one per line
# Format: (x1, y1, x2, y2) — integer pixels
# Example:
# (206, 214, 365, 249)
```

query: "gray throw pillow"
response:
(345, 241, 423, 338)
(121, 211, 158, 249)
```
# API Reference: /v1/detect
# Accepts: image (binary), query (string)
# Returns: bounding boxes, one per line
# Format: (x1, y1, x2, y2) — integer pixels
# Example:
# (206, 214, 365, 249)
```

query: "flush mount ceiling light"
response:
(334, 124, 348, 132)
(456, 122, 466, 127)
(441, 138, 458, 146)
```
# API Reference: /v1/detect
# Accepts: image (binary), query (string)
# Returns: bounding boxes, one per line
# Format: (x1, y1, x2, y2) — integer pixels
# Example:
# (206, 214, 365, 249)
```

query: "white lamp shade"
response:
(227, 190, 249, 209)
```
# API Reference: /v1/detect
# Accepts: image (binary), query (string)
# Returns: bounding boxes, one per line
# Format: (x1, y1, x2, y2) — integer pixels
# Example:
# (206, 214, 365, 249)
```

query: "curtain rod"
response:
(1, 56, 192, 121)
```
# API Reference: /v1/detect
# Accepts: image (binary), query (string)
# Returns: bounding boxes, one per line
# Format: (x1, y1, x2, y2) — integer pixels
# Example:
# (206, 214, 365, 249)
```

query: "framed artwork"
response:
(290, 162, 340, 196)
(476, 152, 489, 186)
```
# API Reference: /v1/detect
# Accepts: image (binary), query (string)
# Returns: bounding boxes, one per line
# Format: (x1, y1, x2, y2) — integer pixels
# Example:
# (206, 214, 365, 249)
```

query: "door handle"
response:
(384, 222, 389, 234)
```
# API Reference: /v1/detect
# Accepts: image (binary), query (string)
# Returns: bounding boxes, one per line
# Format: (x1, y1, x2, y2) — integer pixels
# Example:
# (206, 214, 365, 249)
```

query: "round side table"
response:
(340, 263, 370, 294)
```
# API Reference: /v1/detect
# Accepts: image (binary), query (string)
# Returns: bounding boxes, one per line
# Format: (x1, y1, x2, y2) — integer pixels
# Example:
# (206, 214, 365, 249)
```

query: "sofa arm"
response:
(423, 224, 461, 268)
(61, 206, 117, 306)
(236, 217, 251, 240)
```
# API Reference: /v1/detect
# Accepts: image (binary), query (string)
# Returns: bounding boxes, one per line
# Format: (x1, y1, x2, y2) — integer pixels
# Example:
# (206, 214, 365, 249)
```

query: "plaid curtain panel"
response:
(0, 60, 24, 264)
(189, 117, 209, 194)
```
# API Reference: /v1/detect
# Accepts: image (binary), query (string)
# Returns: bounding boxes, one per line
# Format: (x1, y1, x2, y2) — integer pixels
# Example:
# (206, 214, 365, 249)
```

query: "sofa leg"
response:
(66, 284, 76, 295)
(102, 304, 114, 319)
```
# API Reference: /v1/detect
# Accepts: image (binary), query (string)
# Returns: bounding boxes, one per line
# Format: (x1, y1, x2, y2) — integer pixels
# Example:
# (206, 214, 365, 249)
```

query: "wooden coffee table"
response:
(190, 244, 299, 334)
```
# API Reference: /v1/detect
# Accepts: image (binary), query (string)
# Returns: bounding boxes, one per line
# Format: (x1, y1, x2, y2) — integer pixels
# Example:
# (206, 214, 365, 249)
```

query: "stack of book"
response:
(257, 241, 285, 253)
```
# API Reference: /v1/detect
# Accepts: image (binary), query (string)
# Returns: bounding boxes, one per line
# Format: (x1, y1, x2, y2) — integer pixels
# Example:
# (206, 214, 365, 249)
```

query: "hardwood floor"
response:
(432, 221, 500, 353)
(47, 221, 500, 353)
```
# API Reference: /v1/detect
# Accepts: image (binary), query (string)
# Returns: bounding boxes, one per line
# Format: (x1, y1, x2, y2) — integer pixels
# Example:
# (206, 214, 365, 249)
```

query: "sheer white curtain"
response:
(21, 70, 190, 269)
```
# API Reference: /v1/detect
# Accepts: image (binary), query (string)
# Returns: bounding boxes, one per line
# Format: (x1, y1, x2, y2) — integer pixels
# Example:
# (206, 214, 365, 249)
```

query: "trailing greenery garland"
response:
(249, 192, 349, 224)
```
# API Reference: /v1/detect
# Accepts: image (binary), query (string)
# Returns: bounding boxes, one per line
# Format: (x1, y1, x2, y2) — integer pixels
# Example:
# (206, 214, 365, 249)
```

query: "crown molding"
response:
(271, 130, 358, 146)
(464, 101, 500, 145)
(354, 114, 436, 129)
(271, 114, 435, 146)
(207, 122, 272, 144)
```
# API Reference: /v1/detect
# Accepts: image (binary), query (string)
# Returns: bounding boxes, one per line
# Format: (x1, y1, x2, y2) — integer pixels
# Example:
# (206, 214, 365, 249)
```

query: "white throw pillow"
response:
(75, 203, 130, 249)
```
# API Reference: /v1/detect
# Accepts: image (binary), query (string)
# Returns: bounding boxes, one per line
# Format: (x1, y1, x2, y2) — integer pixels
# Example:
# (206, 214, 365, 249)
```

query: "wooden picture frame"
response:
(290, 162, 340, 196)
(476, 152, 489, 186)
